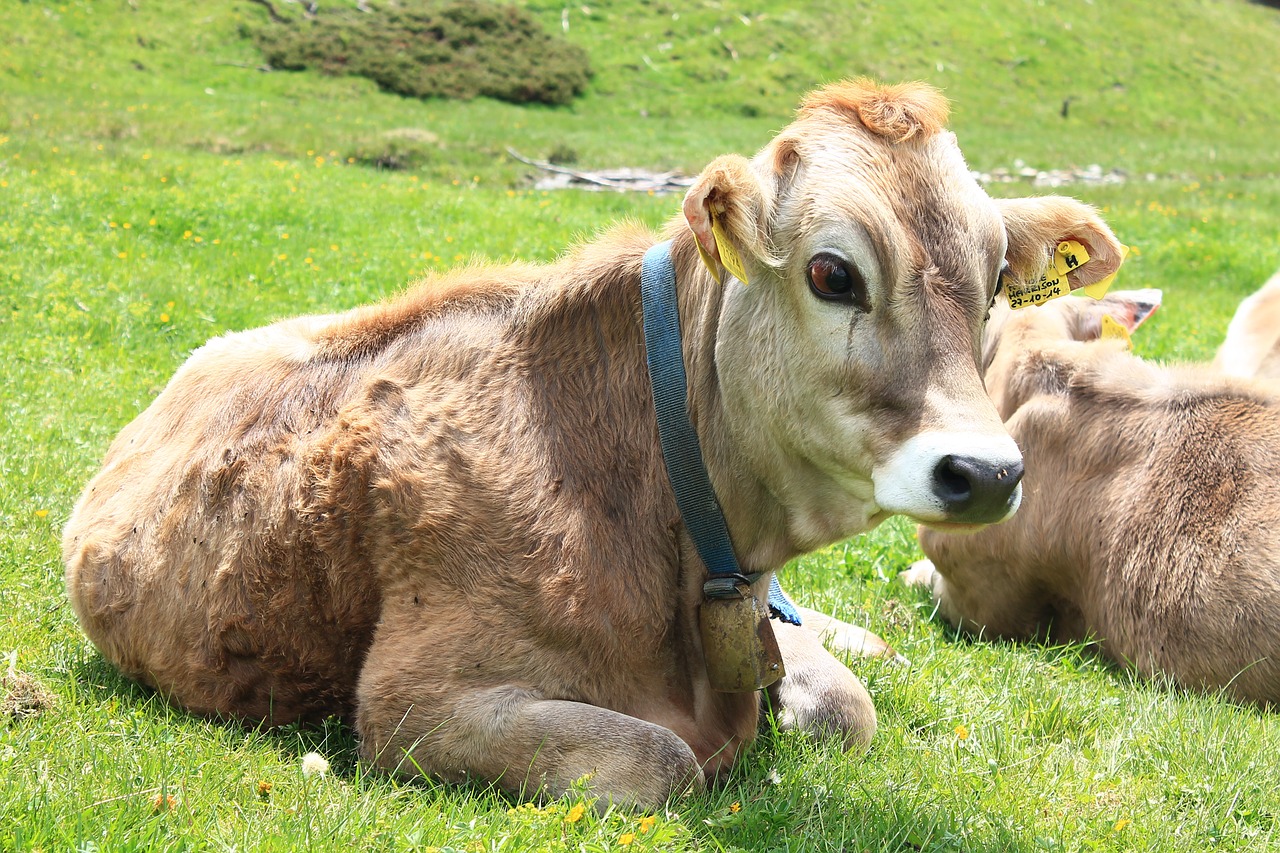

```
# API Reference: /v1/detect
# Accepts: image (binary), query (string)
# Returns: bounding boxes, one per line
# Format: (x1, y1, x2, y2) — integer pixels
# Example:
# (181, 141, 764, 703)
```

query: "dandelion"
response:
(35, 509, 49, 518)
(729, 802, 741, 813)
(277, 253, 288, 261)
(564, 803, 586, 824)
(117, 252, 128, 259)
(151, 793, 177, 813)
(257, 780, 272, 798)
(182, 230, 192, 239)
(1113, 819, 1131, 833)
(300, 751, 329, 777)
(618, 833, 635, 845)
(123, 222, 131, 229)
(638, 815, 656, 834)
(160, 313, 170, 323)
(149, 217, 157, 226)
(955, 724, 969, 740)
(281, 233, 290, 240)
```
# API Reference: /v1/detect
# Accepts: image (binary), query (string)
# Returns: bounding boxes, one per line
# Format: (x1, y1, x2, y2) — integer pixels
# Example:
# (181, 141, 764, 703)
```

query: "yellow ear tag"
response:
(1053, 240, 1091, 276)
(1100, 314, 1132, 348)
(1082, 245, 1131, 300)
(695, 239, 724, 285)
(710, 214, 750, 285)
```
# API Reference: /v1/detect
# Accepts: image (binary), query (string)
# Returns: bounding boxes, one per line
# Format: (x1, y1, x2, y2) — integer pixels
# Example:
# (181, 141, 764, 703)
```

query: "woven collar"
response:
(639, 241, 800, 625)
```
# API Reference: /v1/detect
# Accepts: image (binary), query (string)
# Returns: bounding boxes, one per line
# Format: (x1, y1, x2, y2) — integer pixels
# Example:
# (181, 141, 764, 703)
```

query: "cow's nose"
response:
(931, 454, 1024, 523)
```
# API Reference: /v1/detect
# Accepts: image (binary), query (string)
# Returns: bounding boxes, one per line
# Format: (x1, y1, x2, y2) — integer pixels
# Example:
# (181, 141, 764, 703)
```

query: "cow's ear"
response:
(1078, 289, 1162, 339)
(996, 196, 1125, 291)
(683, 154, 769, 284)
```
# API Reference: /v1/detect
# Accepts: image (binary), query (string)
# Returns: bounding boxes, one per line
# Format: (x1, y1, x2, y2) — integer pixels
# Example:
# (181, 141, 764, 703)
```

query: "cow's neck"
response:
(660, 229, 798, 573)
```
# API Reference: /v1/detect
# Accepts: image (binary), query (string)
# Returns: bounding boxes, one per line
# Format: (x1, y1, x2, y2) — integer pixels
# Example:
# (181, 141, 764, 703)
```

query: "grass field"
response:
(3, 0, 1280, 850)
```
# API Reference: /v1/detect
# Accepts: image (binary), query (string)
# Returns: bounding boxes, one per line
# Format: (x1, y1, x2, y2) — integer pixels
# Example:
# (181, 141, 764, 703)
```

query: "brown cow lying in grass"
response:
(906, 289, 1280, 706)
(64, 79, 1126, 807)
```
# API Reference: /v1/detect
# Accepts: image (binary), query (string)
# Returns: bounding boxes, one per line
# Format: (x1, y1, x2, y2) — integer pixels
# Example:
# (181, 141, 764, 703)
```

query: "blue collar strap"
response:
(640, 241, 801, 626)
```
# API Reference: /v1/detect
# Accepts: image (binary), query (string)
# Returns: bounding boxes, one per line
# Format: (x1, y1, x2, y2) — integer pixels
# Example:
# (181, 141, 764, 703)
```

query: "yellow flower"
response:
(564, 803, 586, 824)
(257, 780, 272, 798)
(160, 313, 170, 323)
(729, 802, 741, 813)
(638, 815, 656, 834)
(151, 793, 177, 813)
(35, 509, 49, 518)
(955, 724, 969, 740)
(618, 833, 635, 846)
(1113, 819, 1131, 833)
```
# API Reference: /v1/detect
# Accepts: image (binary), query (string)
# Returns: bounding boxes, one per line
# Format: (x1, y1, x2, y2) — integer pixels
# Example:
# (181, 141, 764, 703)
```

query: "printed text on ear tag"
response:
(1007, 239, 1093, 309)
(710, 214, 749, 285)
(1100, 314, 1132, 348)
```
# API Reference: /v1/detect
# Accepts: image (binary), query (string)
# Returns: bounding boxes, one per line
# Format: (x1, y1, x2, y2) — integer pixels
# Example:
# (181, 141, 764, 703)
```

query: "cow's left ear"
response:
(683, 154, 769, 284)
(996, 196, 1125, 291)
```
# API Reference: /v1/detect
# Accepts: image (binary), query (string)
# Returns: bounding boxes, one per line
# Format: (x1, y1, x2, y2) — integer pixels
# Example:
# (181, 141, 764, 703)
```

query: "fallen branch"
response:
(506, 148, 694, 193)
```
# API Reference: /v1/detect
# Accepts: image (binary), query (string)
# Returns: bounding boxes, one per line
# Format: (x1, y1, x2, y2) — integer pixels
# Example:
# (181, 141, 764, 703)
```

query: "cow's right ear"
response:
(683, 154, 770, 285)
(995, 196, 1125, 292)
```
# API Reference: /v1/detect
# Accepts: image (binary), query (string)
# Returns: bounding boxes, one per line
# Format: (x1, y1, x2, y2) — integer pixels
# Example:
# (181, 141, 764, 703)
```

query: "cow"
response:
(905, 288, 1280, 706)
(63, 79, 1126, 808)
(1213, 267, 1280, 382)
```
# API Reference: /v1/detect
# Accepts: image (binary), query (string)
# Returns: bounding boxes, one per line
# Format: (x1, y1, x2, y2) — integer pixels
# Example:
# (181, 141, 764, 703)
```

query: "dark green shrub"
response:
(253, 0, 591, 106)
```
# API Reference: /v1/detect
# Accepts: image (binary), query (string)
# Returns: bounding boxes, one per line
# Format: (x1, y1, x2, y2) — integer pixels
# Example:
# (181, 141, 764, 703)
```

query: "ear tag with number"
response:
(710, 213, 750, 285)
(699, 582, 784, 692)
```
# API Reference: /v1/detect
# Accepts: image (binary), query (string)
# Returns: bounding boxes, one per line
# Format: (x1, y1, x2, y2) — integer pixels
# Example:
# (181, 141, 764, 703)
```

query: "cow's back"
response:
(1085, 373, 1280, 702)
(64, 271, 529, 723)
(975, 363, 1280, 704)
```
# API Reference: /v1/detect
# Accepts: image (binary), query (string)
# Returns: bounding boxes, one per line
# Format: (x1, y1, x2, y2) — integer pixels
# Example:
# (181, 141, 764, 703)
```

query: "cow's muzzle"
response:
(871, 431, 1024, 526)
(930, 454, 1024, 524)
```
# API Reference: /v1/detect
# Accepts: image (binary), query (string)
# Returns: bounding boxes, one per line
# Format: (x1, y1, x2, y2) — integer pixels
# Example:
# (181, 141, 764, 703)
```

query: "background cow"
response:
(1213, 267, 1280, 382)
(906, 289, 1280, 706)
(64, 79, 1124, 808)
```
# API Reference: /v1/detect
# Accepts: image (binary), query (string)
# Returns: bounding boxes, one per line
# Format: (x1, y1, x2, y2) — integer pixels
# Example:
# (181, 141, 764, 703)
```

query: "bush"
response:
(253, 0, 592, 106)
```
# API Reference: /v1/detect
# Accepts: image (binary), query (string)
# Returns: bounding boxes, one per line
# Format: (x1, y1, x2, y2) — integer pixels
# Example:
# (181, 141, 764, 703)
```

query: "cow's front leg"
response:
(902, 558, 1055, 639)
(765, 619, 877, 750)
(356, 673, 704, 810)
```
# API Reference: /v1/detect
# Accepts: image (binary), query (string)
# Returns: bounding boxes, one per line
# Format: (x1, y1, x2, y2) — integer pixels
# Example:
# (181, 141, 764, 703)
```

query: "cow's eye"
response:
(994, 261, 1010, 300)
(807, 253, 869, 311)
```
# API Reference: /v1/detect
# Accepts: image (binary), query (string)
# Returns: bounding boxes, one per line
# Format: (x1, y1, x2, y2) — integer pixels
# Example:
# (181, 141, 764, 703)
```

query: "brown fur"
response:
(909, 293, 1280, 706)
(799, 79, 950, 143)
(65, 79, 1125, 807)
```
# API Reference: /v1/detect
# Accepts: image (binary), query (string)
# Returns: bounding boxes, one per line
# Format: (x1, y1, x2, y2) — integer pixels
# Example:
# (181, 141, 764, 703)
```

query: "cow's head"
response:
(981, 289, 1162, 418)
(681, 79, 1125, 546)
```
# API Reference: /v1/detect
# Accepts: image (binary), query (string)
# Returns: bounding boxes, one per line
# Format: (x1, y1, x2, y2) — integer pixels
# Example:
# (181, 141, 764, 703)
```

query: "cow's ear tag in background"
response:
(710, 212, 750, 285)
(699, 582, 784, 692)
(1100, 314, 1133, 348)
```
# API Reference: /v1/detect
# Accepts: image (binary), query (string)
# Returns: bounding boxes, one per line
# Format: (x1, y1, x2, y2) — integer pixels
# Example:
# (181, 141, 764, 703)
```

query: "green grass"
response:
(3, 0, 1280, 850)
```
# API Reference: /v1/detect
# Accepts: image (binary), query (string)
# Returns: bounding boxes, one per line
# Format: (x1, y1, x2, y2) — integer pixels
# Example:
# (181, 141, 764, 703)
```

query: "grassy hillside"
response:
(3, 0, 1280, 850)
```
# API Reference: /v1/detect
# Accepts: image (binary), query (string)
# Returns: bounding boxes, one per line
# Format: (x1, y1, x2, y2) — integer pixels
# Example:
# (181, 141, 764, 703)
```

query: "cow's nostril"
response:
(931, 454, 1024, 523)
(932, 456, 973, 504)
